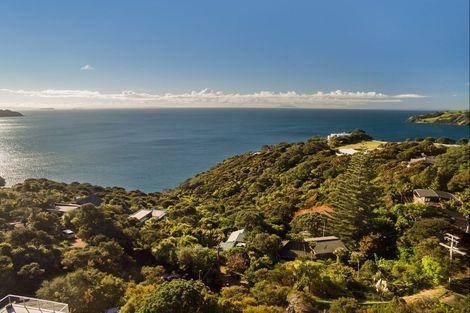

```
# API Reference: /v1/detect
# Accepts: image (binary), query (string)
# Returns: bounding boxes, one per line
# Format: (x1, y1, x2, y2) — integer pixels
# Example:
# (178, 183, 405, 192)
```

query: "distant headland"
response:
(0, 109, 23, 117)
(408, 110, 469, 126)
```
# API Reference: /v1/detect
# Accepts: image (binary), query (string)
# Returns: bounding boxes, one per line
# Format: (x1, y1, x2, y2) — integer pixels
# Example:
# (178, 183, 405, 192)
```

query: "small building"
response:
(62, 229, 75, 239)
(305, 236, 347, 259)
(48, 204, 81, 215)
(129, 209, 166, 223)
(280, 236, 347, 261)
(280, 240, 314, 260)
(219, 229, 246, 251)
(413, 189, 456, 205)
(407, 154, 436, 167)
(327, 132, 351, 141)
(75, 194, 103, 206)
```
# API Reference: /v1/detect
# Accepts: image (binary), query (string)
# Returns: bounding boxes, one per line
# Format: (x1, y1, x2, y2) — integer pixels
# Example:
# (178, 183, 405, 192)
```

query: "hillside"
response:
(0, 109, 23, 117)
(408, 110, 469, 126)
(0, 135, 469, 313)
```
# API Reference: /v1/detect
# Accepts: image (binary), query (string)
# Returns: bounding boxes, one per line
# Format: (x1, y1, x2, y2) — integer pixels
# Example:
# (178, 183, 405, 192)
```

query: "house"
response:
(327, 132, 351, 141)
(0, 294, 69, 313)
(413, 189, 456, 204)
(129, 209, 166, 223)
(280, 240, 314, 260)
(218, 229, 246, 251)
(280, 236, 347, 260)
(62, 229, 75, 239)
(407, 154, 436, 167)
(305, 236, 347, 259)
(48, 203, 81, 215)
(75, 194, 103, 206)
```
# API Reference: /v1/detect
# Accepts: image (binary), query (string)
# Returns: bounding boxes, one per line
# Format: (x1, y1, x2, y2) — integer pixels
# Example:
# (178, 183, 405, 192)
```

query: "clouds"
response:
(0, 88, 426, 109)
(80, 64, 94, 71)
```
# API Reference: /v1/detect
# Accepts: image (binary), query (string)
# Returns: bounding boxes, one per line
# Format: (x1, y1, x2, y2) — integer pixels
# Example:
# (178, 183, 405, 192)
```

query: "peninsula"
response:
(408, 110, 469, 126)
(0, 109, 23, 117)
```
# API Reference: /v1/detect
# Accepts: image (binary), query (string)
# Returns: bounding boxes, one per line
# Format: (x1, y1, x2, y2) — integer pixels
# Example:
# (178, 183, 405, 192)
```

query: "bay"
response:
(0, 108, 468, 192)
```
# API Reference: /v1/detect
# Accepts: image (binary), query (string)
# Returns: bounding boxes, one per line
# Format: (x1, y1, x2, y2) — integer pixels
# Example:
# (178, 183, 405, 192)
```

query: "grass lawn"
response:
(337, 140, 387, 151)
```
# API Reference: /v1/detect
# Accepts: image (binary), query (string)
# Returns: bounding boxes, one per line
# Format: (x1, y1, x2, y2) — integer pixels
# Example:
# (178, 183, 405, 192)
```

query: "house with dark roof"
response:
(75, 194, 103, 206)
(306, 236, 347, 259)
(280, 236, 347, 261)
(413, 189, 456, 205)
(218, 229, 246, 251)
(280, 240, 314, 260)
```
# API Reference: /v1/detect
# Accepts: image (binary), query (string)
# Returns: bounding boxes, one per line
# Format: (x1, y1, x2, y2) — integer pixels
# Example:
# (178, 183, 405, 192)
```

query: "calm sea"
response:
(0, 109, 468, 192)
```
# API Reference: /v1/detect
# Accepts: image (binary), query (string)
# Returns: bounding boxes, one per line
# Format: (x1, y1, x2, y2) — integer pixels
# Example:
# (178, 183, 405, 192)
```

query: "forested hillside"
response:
(0, 135, 469, 313)
(408, 110, 470, 126)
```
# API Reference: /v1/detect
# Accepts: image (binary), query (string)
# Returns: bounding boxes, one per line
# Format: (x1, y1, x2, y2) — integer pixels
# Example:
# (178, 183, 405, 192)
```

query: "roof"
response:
(409, 156, 436, 164)
(311, 237, 347, 256)
(129, 209, 152, 221)
(75, 194, 103, 206)
(50, 204, 80, 213)
(227, 229, 245, 243)
(434, 190, 455, 200)
(280, 240, 313, 260)
(414, 189, 455, 200)
(129, 209, 166, 221)
(218, 229, 246, 251)
(62, 229, 74, 235)
(307, 236, 340, 242)
(151, 210, 166, 220)
(328, 132, 351, 139)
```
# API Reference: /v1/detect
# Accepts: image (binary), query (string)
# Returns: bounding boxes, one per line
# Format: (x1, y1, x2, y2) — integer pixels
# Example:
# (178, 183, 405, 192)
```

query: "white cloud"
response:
(393, 94, 426, 99)
(0, 88, 427, 109)
(80, 64, 94, 71)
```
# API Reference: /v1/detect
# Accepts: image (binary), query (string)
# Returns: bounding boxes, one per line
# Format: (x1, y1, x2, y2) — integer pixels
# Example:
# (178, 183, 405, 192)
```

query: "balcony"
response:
(0, 295, 69, 313)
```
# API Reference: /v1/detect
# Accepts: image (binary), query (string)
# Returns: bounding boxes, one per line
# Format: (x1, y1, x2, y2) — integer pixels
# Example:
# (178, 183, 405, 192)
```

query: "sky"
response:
(0, 0, 468, 110)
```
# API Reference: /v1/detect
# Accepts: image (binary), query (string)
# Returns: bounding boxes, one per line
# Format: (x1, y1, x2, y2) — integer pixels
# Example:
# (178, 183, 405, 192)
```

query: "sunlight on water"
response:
(0, 110, 468, 192)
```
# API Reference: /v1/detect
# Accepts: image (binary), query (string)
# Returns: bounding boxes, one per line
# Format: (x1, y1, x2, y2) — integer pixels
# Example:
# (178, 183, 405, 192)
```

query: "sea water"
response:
(0, 109, 468, 192)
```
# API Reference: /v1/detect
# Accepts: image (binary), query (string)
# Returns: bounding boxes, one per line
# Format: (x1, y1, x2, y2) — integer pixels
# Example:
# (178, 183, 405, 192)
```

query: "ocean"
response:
(0, 109, 468, 192)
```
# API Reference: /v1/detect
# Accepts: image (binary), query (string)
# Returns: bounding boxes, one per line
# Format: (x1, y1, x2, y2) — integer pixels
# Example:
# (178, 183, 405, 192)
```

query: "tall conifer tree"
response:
(328, 153, 380, 246)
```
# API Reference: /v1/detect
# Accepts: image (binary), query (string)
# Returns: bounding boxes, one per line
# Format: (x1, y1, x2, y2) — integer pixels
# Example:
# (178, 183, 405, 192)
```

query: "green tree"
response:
(0, 255, 15, 295)
(328, 153, 381, 246)
(421, 256, 446, 286)
(137, 279, 219, 313)
(36, 268, 125, 313)
(119, 282, 156, 313)
(328, 297, 360, 313)
(151, 237, 179, 269)
(177, 245, 222, 289)
(455, 188, 470, 233)
(246, 233, 281, 261)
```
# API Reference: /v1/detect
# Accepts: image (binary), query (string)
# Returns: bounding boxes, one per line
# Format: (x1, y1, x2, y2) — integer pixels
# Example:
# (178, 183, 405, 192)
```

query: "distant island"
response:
(0, 109, 23, 117)
(408, 110, 469, 126)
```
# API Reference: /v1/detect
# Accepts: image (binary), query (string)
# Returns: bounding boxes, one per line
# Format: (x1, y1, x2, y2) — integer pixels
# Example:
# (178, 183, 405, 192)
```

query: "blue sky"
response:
(0, 0, 468, 109)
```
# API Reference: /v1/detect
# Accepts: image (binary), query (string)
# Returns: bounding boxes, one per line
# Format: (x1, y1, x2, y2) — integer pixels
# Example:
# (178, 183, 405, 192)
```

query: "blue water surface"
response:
(0, 109, 468, 192)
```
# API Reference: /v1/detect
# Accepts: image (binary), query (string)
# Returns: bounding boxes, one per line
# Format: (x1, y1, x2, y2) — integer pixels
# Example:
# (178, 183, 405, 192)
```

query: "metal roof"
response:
(129, 209, 152, 221)
(414, 189, 455, 199)
(227, 229, 245, 243)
